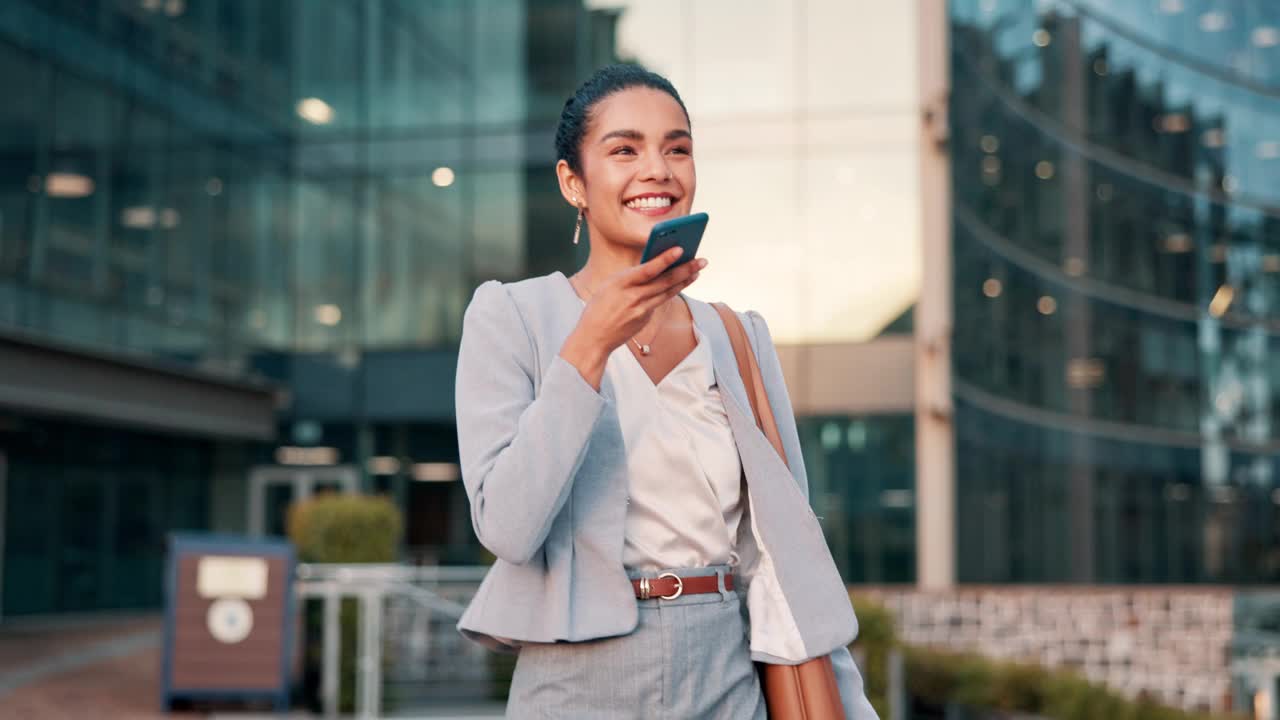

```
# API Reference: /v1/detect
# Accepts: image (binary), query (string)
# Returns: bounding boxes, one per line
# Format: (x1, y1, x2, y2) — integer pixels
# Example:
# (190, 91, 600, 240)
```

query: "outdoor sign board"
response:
(161, 533, 295, 711)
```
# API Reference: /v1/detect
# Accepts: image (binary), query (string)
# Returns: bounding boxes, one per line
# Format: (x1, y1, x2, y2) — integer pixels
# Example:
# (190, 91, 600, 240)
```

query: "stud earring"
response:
(572, 200, 584, 245)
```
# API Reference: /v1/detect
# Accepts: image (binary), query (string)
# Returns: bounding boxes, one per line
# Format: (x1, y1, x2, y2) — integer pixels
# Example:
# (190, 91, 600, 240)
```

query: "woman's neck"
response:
(571, 232, 643, 294)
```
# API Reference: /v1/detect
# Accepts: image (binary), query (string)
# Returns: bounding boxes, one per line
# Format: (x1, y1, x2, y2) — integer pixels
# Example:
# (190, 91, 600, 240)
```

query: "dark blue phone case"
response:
(640, 212, 708, 270)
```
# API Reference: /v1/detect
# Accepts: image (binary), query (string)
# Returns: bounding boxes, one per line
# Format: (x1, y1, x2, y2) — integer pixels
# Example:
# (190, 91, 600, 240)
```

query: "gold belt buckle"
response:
(657, 572, 683, 600)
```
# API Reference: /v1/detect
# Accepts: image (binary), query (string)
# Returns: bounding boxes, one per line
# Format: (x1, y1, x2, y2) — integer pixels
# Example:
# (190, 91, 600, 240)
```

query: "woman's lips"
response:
(624, 203, 677, 217)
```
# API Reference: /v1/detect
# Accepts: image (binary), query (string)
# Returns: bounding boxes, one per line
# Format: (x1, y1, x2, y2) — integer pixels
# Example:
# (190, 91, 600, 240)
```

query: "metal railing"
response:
(294, 564, 910, 718)
(294, 564, 490, 719)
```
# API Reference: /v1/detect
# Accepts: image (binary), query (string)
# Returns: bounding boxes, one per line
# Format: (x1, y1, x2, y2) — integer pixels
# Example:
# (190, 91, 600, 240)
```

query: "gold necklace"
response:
(571, 273, 668, 356)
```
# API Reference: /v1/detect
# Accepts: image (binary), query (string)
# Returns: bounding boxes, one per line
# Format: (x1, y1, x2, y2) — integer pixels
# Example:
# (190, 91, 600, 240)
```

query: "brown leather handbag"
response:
(712, 302, 846, 720)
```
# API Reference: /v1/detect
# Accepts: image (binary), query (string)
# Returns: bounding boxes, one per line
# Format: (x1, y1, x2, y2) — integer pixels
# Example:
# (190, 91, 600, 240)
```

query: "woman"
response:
(455, 64, 877, 719)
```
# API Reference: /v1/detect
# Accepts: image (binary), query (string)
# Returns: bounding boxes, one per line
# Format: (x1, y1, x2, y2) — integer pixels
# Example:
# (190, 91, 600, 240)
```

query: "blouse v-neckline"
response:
(557, 270, 703, 390)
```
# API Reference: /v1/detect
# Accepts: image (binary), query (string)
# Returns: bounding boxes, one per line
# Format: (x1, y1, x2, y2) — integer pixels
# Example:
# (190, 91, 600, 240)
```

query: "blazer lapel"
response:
(686, 296, 793, 477)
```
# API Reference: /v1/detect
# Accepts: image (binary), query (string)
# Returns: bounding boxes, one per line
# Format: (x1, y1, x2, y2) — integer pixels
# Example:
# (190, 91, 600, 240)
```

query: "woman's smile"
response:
(623, 192, 678, 217)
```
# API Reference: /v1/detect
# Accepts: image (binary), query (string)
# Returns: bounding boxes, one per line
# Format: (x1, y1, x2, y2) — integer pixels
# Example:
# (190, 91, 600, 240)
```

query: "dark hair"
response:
(554, 64, 690, 175)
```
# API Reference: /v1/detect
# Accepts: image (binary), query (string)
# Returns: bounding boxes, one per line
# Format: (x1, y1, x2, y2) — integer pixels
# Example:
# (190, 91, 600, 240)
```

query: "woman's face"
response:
(570, 87, 696, 251)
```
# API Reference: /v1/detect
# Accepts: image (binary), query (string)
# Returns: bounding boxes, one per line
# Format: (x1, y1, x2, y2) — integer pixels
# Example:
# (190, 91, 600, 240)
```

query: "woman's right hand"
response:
(560, 248, 707, 390)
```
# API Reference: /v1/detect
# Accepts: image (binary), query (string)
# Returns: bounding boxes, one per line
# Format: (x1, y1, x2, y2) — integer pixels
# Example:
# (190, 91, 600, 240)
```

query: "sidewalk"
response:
(0, 614, 505, 719)
(0, 614, 194, 719)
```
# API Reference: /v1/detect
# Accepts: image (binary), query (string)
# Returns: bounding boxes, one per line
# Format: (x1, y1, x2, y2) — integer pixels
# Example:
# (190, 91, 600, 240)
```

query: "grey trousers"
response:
(505, 564, 767, 719)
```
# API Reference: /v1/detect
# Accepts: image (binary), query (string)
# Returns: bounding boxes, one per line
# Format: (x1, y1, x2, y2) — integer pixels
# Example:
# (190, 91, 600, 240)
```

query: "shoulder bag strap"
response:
(711, 302, 788, 469)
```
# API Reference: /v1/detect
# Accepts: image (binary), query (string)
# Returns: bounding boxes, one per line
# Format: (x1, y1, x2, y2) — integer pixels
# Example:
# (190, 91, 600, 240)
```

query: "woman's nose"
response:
(639, 152, 672, 182)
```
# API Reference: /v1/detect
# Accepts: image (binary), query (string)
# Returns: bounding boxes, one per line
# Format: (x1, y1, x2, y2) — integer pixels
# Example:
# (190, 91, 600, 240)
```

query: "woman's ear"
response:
(556, 159, 585, 208)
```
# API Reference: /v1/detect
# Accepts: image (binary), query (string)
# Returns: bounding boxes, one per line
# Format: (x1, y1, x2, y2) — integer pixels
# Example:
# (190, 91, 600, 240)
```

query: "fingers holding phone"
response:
(632, 250, 706, 309)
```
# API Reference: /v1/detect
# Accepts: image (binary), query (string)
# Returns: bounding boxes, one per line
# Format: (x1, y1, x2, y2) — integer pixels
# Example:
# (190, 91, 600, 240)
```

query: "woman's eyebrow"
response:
(598, 128, 693, 144)
(599, 129, 643, 144)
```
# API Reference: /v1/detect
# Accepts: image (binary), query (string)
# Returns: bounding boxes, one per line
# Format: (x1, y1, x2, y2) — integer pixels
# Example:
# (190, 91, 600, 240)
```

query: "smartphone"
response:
(640, 212, 708, 272)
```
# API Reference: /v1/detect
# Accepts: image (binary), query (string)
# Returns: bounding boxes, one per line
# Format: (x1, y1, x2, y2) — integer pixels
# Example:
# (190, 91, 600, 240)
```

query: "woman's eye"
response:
(611, 146, 636, 156)
(669, 146, 692, 155)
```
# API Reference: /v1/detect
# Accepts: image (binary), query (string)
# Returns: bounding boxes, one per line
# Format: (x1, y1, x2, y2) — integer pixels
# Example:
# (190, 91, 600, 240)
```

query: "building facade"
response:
(948, 0, 1280, 585)
(0, 0, 922, 618)
(5, 5, 1278, 710)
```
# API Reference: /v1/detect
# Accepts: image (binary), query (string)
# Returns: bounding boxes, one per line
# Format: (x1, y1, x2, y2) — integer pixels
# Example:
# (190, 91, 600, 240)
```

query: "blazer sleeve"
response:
(455, 280, 609, 565)
(831, 645, 882, 720)
(745, 310, 882, 720)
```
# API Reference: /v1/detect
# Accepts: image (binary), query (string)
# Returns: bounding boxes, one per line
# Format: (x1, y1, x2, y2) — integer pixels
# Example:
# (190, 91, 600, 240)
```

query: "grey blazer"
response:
(455, 271, 878, 719)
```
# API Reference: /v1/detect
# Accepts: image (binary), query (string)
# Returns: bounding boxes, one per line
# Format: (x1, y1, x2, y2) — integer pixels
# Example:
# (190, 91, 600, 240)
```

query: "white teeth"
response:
(626, 196, 673, 209)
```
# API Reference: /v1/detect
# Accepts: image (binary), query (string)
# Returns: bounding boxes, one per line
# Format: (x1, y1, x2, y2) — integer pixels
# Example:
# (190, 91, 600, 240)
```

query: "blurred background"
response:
(0, 0, 1278, 718)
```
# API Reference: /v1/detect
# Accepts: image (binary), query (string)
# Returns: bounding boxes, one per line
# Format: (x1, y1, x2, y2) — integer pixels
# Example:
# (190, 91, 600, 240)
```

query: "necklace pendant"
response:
(640, 344, 651, 355)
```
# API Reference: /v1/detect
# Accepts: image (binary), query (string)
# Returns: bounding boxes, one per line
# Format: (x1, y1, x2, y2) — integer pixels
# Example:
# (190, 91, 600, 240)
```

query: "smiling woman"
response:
(453, 64, 877, 720)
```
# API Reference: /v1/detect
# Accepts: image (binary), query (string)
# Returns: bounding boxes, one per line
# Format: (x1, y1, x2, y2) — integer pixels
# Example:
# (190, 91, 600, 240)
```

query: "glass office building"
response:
(949, 0, 1280, 583)
(11, 0, 1280, 623)
(0, 0, 624, 616)
(0, 0, 921, 617)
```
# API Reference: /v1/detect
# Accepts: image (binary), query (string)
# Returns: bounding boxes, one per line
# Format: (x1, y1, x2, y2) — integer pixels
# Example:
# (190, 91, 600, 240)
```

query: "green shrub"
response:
(287, 493, 403, 563)
(850, 594, 898, 718)
(288, 493, 403, 713)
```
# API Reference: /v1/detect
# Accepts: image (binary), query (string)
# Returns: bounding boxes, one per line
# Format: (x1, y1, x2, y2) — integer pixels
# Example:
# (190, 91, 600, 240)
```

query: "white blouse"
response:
(609, 323, 807, 662)
(608, 326, 746, 572)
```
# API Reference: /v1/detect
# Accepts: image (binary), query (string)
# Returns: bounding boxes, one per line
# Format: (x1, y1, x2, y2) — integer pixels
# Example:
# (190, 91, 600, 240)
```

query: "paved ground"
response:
(0, 614, 197, 719)
(0, 614, 504, 719)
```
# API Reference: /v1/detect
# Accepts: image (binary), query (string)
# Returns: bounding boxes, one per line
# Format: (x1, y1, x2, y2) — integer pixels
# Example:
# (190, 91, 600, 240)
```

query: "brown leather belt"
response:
(632, 572, 734, 600)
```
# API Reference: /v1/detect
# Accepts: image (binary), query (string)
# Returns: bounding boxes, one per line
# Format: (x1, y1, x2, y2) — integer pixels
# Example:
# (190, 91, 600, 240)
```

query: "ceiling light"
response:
(44, 172, 95, 198)
(274, 446, 339, 466)
(1157, 113, 1190, 133)
(368, 456, 402, 475)
(983, 278, 1003, 298)
(1066, 357, 1106, 388)
(412, 462, 461, 482)
(981, 135, 999, 153)
(296, 97, 334, 125)
(1253, 26, 1279, 48)
(1093, 58, 1108, 76)
(1032, 29, 1051, 47)
(1037, 296, 1057, 315)
(1208, 285, 1234, 317)
(1199, 12, 1227, 32)
(1035, 160, 1055, 179)
(1158, 0, 1184, 14)
(1163, 233, 1193, 253)
(315, 304, 342, 326)
(122, 206, 158, 229)
(432, 167, 455, 187)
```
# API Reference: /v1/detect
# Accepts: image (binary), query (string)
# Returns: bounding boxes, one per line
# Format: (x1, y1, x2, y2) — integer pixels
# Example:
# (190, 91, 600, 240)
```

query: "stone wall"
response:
(856, 587, 1235, 713)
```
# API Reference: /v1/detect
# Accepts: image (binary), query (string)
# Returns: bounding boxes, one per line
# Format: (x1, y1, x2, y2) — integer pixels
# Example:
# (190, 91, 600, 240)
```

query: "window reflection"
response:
(952, 0, 1280, 583)
(797, 415, 916, 584)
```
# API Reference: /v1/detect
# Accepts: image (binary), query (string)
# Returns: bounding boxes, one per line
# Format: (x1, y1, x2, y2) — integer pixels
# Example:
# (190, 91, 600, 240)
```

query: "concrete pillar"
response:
(914, 0, 956, 590)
